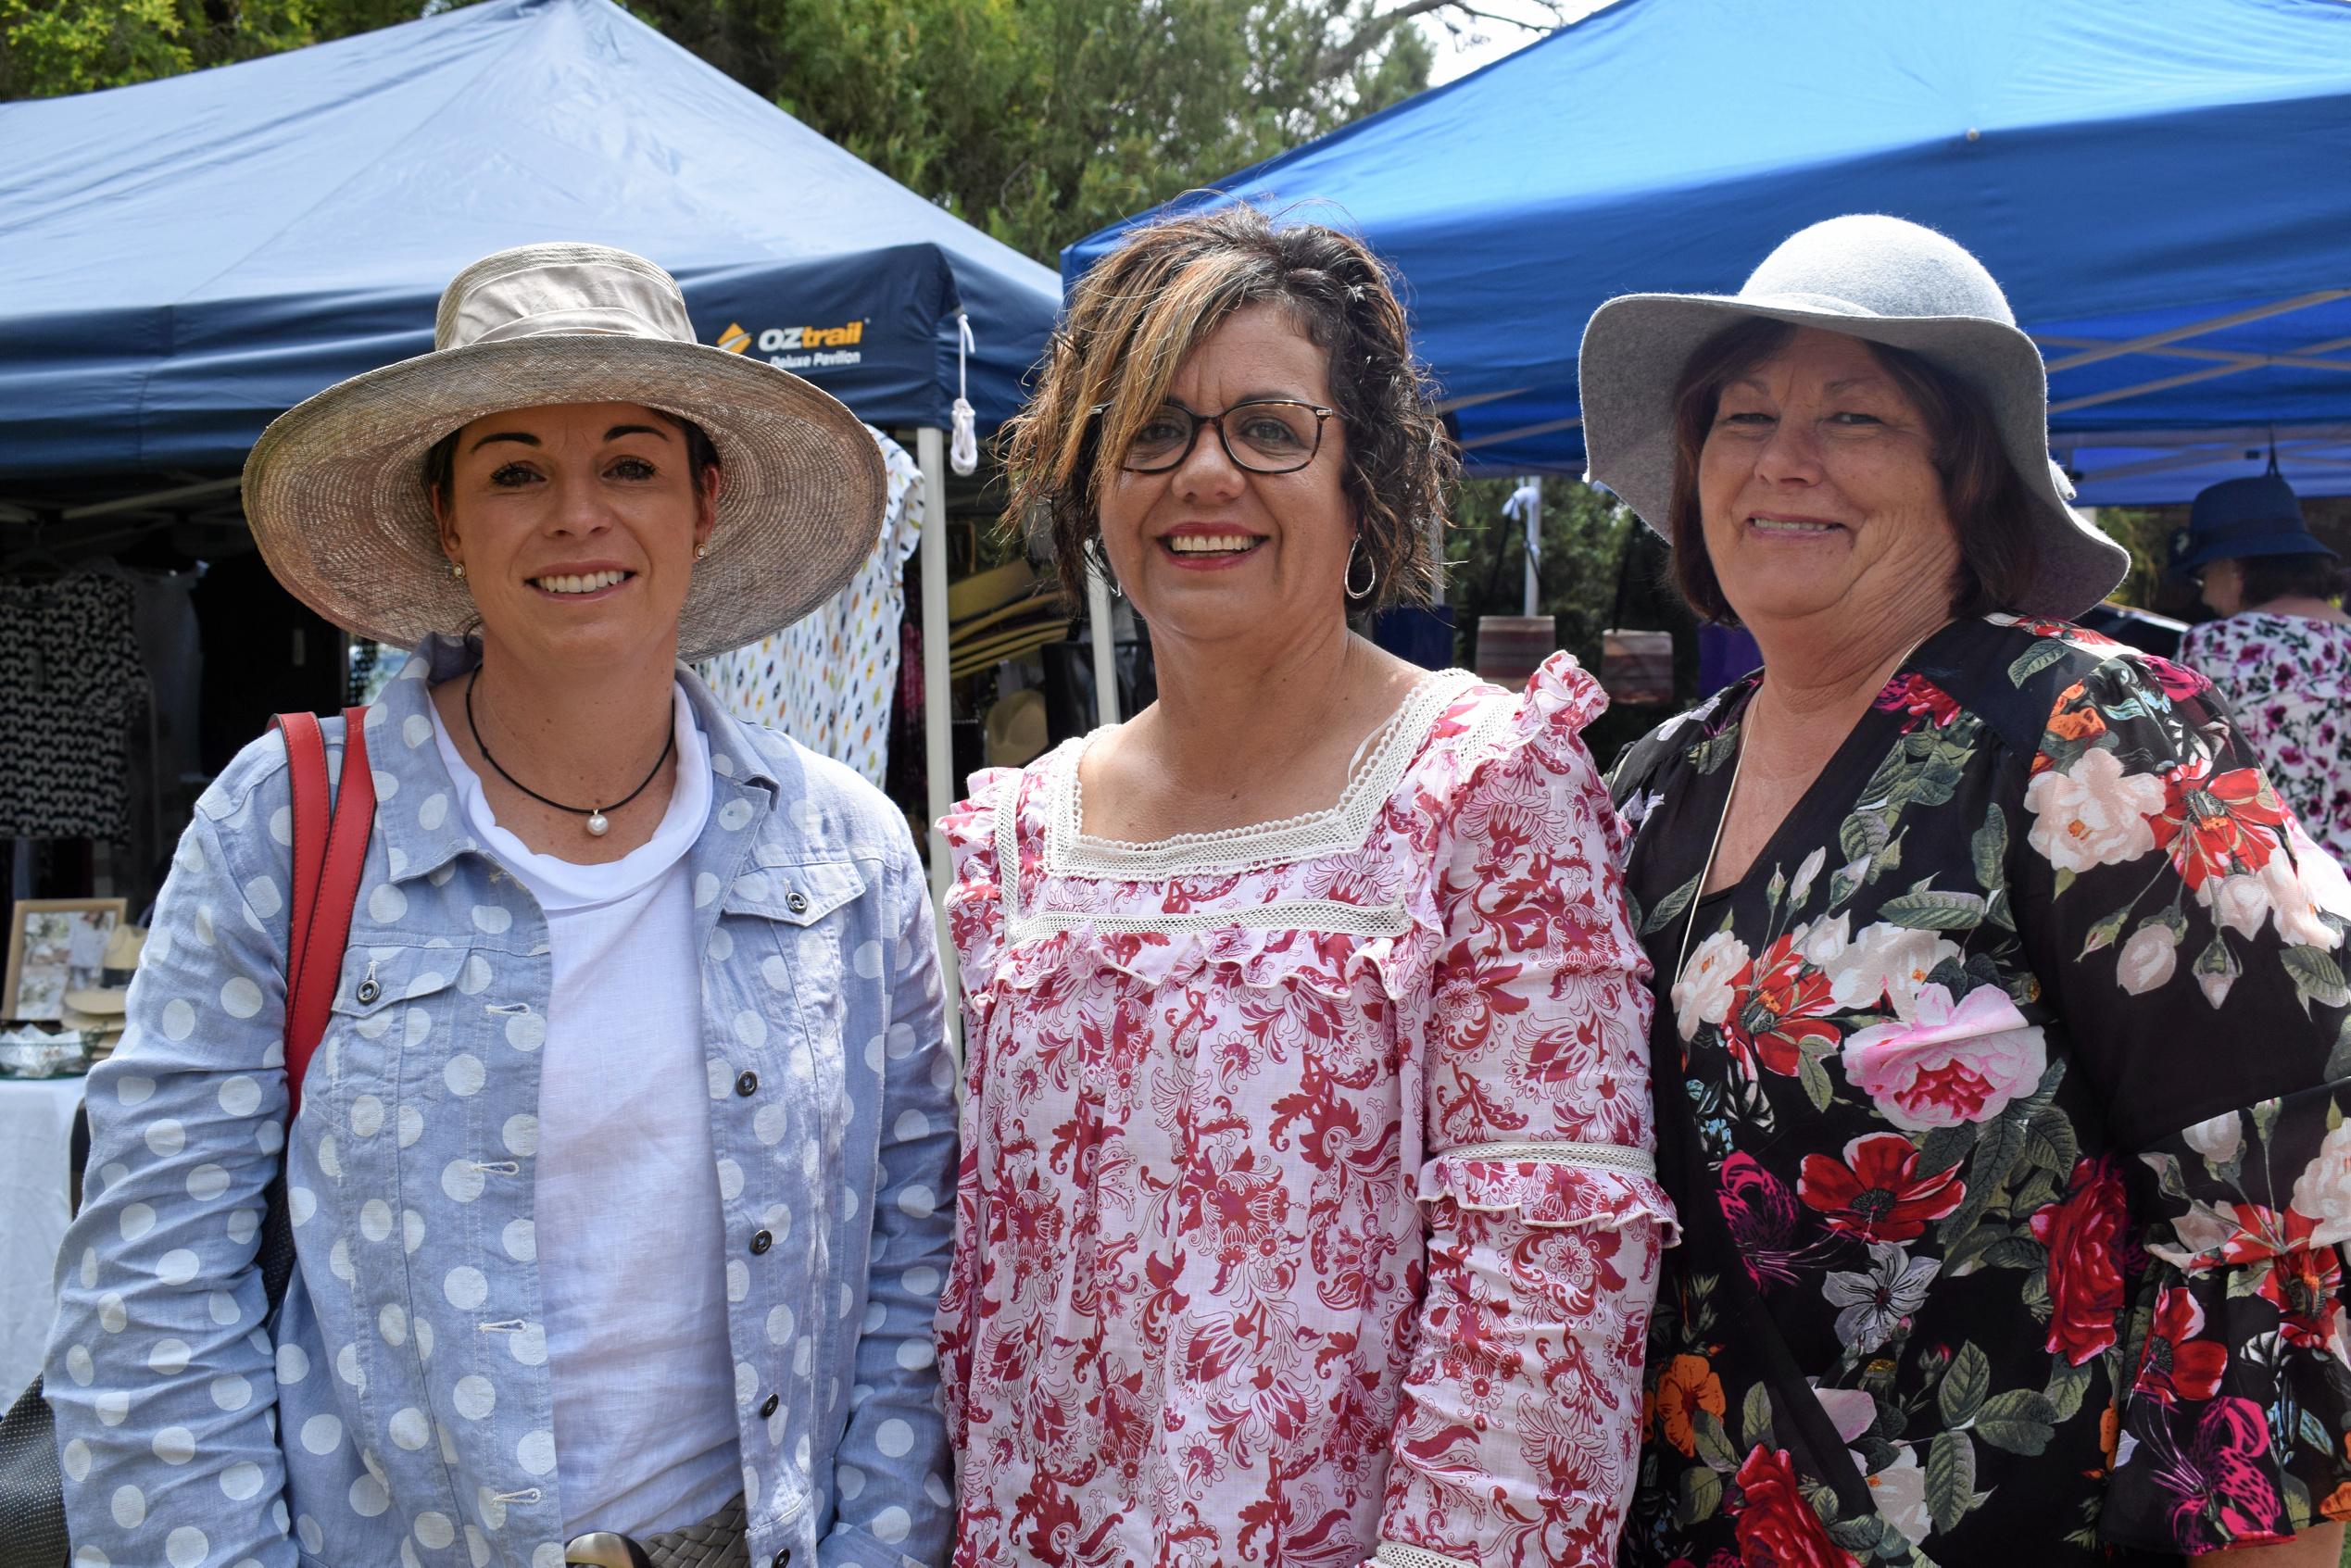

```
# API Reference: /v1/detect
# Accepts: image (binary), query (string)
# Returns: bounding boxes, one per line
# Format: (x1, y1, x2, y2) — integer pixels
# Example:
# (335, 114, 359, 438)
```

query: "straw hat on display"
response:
(1578, 214, 2130, 620)
(62, 924, 144, 1058)
(244, 243, 886, 660)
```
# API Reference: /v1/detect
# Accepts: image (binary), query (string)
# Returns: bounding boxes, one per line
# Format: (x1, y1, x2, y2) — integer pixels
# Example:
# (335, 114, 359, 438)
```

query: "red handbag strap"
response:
(270, 708, 378, 1122)
(276, 713, 330, 989)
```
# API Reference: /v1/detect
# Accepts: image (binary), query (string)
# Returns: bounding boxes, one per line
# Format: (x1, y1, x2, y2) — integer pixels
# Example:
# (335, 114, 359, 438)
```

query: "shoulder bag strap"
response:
(258, 707, 376, 1304)
(275, 710, 330, 998)
(277, 708, 376, 1121)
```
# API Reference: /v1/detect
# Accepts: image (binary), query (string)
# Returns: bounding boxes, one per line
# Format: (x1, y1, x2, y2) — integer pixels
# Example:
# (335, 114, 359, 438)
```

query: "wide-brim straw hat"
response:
(244, 243, 885, 661)
(1578, 214, 2129, 620)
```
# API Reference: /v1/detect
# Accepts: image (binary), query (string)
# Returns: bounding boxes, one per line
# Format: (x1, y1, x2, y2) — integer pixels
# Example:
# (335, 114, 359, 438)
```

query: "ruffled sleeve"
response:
(938, 765, 1023, 1007)
(932, 763, 1021, 1455)
(1376, 651, 1678, 1568)
(2007, 650, 2351, 1552)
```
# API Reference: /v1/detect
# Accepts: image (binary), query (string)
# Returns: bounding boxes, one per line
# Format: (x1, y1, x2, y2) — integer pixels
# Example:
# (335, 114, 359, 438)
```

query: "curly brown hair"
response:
(1000, 204, 1453, 611)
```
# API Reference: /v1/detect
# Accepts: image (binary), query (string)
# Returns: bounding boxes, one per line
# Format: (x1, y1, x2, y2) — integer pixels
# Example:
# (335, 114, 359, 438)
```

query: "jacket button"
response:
(772, 1552, 790, 1568)
(735, 1071, 759, 1098)
(759, 1393, 779, 1419)
(355, 980, 381, 1005)
(786, 890, 808, 915)
(750, 1230, 773, 1255)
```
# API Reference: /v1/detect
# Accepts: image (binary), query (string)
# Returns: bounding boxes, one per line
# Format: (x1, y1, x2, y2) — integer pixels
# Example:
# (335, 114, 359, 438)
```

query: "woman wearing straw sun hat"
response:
(44, 244, 957, 1568)
(1585, 215, 2351, 1565)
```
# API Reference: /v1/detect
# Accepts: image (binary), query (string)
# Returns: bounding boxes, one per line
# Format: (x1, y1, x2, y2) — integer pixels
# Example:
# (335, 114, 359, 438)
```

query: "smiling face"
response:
(1095, 304, 1352, 645)
(1697, 327, 1962, 632)
(432, 401, 718, 672)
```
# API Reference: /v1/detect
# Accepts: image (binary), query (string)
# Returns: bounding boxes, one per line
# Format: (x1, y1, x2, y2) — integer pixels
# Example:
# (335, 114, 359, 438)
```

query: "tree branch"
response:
(1314, 0, 1561, 84)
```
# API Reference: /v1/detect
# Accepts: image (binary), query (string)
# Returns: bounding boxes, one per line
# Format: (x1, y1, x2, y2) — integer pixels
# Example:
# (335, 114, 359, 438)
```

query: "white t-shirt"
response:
(431, 684, 739, 1537)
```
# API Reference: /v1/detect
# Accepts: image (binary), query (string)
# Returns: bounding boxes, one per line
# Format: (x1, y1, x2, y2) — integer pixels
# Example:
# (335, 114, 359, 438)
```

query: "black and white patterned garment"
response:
(0, 571, 148, 838)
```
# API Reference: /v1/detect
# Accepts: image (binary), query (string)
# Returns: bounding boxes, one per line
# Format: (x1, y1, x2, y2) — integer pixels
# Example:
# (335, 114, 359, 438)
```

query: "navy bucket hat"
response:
(2167, 472, 2337, 583)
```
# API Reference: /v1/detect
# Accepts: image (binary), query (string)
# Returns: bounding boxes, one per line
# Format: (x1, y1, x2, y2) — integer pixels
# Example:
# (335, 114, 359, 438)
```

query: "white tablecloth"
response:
(0, 1075, 85, 1391)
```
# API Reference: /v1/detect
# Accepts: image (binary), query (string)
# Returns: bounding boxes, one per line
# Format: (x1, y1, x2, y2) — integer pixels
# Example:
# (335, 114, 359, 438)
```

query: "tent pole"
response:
(1087, 566, 1121, 726)
(916, 425, 960, 1059)
(1521, 475, 1541, 617)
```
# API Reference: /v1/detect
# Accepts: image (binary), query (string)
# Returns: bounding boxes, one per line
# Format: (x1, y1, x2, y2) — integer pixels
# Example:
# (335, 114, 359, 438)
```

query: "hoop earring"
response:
(1344, 538, 1377, 602)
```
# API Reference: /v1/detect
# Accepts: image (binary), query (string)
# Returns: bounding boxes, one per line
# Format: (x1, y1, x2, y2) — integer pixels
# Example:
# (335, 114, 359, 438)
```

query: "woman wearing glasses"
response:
(935, 207, 1672, 1567)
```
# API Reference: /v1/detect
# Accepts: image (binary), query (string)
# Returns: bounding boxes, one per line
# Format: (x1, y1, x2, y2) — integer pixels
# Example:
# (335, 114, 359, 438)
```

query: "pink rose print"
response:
(1839, 983, 2047, 1131)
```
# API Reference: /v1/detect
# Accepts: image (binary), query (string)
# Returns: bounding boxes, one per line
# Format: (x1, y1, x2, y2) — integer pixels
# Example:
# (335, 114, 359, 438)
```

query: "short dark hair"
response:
(2236, 552, 2348, 607)
(422, 409, 721, 505)
(1664, 318, 2041, 625)
(1001, 203, 1454, 611)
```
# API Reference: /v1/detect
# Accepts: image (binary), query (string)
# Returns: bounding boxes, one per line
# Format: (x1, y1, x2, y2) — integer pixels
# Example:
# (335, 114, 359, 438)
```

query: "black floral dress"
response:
(1607, 614, 2351, 1565)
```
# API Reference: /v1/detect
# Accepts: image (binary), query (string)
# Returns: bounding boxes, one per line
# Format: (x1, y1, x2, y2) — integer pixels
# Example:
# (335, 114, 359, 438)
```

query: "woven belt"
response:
(565, 1493, 750, 1568)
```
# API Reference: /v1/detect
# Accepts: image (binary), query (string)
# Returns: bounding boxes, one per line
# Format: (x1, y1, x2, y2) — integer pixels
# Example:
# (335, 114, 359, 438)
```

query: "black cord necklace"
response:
(465, 668, 673, 838)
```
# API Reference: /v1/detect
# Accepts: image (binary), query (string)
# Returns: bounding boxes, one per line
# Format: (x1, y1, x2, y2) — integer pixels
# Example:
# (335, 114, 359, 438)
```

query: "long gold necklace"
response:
(1670, 620, 1949, 985)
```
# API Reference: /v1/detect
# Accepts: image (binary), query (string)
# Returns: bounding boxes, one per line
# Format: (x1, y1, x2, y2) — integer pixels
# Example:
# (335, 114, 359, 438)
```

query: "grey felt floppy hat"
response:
(244, 242, 886, 662)
(1578, 214, 2130, 621)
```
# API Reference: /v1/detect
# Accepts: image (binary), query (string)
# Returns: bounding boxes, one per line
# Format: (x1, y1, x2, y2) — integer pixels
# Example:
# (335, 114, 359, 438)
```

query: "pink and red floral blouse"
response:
(2179, 609, 2351, 862)
(937, 655, 1676, 1568)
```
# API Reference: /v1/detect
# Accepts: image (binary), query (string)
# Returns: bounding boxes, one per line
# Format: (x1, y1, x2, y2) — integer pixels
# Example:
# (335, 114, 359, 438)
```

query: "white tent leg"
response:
(916, 426, 960, 1059)
(1521, 475, 1542, 617)
(1087, 565, 1121, 726)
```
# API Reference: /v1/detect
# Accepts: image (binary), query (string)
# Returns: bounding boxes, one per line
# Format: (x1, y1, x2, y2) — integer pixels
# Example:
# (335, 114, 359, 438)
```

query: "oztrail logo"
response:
(716, 320, 866, 371)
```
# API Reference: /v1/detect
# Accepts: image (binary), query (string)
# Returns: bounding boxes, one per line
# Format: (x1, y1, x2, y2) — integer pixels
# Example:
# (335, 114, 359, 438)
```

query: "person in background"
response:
(46, 243, 956, 1568)
(1581, 213, 2351, 1566)
(2174, 470, 2351, 859)
(937, 206, 1673, 1567)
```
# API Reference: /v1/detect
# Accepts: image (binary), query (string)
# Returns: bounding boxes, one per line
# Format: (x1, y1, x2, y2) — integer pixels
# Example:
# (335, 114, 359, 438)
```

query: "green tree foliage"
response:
(0, 0, 426, 98)
(1444, 474, 1633, 671)
(2091, 505, 2178, 608)
(1439, 475, 1695, 766)
(623, 0, 1441, 263)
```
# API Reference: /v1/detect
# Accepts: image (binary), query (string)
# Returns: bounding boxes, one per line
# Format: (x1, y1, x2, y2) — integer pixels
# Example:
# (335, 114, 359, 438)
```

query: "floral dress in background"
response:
(1607, 615, 2351, 1566)
(698, 426, 921, 786)
(937, 656, 1677, 1567)
(2179, 609, 2351, 862)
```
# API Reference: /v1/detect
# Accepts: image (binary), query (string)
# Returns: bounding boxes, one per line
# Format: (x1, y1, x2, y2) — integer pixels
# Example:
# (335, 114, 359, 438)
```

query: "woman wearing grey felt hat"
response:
(1589, 216, 2351, 1566)
(48, 244, 959, 1568)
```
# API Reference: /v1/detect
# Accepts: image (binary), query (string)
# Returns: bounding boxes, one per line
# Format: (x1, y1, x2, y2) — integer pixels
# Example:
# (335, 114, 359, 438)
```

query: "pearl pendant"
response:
(585, 811, 610, 837)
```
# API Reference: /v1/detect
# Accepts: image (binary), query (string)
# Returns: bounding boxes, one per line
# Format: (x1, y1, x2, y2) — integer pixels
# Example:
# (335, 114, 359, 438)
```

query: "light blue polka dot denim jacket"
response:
(44, 636, 959, 1568)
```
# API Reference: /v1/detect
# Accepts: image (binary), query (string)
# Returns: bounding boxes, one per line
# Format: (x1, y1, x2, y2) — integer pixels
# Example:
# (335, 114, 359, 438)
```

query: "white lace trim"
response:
(1005, 897, 1411, 949)
(1374, 1542, 1477, 1568)
(1042, 668, 1490, 879)
(1440, 1139, 1657, 1177)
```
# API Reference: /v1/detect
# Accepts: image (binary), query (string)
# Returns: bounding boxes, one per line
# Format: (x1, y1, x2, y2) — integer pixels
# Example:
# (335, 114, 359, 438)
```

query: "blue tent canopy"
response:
(1069, 0, 2351, 504)
(0, 0, 1061, 483)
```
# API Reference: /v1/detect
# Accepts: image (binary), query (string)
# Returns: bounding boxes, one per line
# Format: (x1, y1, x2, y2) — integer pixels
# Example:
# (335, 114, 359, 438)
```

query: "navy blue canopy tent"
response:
(0, 0, 1066, 940)
(1069, 0, 2351, 505)
(0, 0, 1058, 483)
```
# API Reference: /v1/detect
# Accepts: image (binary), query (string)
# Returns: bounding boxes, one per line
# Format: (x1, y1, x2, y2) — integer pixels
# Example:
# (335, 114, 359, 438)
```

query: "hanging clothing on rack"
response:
(0, 570, 149, 839)
(122, 567, 205, 884)
(698, 427, 924, 787)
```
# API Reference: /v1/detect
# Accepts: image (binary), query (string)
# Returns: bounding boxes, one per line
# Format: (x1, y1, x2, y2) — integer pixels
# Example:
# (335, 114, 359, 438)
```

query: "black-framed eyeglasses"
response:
(1099, 399, 1335, 474)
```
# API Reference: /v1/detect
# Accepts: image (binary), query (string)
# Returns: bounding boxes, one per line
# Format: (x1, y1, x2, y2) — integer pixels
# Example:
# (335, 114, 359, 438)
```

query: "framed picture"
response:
(4, 898, 129, 1023)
